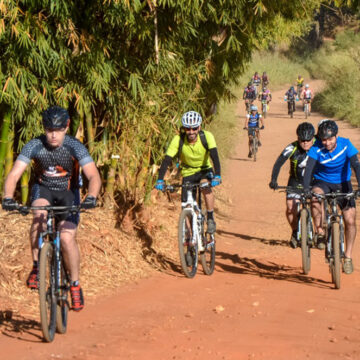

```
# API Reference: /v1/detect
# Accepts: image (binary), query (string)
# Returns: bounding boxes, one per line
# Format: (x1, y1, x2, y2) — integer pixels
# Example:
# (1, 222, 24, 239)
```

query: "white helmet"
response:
(305, 84, 309, 89)
(181, 111, 202, 128)
(250, 105, 258, 111)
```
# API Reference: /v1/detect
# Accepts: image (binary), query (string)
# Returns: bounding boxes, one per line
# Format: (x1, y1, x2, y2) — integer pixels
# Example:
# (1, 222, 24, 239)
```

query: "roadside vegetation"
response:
(308, 29, 360, 126)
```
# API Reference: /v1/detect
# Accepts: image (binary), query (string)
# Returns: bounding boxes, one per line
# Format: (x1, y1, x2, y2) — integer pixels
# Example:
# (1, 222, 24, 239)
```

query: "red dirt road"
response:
(2, 82, 360, 360)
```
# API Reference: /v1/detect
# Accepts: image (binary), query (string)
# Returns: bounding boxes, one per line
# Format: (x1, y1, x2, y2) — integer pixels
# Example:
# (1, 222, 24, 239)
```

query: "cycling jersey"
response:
(246, 113, 262, 127)
(297, 78, 304, 85)
(285, 89, 297, 100)
(18, 135, 93, 191)
(302, 89, 312, 100)
(260, 90, 271, 101)
(252, 76, 261, 85)
(166, 130, 217, 177)
(308, 137, 358, 183)
(281, 141, 310, 181)
(243, 87, 256, 100)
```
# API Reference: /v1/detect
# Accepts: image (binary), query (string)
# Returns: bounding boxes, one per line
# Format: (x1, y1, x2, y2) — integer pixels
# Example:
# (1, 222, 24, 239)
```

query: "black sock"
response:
(207, 211, 214, 220)
(33, 261, 38, 269)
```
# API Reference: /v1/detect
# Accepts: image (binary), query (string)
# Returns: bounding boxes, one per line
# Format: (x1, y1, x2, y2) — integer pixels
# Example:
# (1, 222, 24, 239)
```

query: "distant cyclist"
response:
(2, 106, 102, 311)
(284, 86, 297, 114)
(303, 120, 360, 273)
(262, 72, 269, 87)
(243, 82, 256, 111)
(301, 84, 313, 114)
(251, 72, 261, 95)
(154, 111, 221, 234)
(244, 105, 264, 158)
(269, 123, 315, 248)
(296, 75, 304, 94)
(258, 86, 272, 103)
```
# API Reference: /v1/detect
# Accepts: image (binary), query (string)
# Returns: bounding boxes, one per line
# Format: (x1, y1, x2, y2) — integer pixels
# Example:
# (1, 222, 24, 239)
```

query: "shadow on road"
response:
(229, 157, 253, 162)
(217, 229, 289, 247)
(0, 310, 43, 342)
(215, 251, 331, 289)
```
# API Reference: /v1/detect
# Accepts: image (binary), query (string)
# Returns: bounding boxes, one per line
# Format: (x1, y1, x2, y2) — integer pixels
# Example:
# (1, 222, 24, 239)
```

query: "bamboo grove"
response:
(0, 0, 324, 208)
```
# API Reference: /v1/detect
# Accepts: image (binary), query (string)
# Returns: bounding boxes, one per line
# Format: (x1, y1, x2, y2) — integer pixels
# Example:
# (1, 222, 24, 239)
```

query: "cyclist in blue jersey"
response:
(2, 106, 102, 311)
(244, 105, 264, 158)
(303, 120, 360, 274)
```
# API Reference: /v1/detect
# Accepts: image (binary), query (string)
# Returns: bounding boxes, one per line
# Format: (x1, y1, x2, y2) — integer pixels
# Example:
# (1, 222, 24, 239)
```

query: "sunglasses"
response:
(184, 126, 199, 132)
(299, 138, 312, 142)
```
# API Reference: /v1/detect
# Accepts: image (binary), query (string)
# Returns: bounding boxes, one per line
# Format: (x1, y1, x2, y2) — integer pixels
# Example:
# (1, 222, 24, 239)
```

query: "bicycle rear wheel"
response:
(178, 209, 198, 278)
(262, 103, 267, 118)
(300, 209, 311, 275)
(331, 222, 341, 289)
(39, 241, 57, 342)
(56, 257, 70, 334)
(200, 233, 216, 275)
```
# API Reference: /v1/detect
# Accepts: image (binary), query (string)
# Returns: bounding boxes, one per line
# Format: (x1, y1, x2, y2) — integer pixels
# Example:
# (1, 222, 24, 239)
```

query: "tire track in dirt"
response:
(2, 80, 360, 360)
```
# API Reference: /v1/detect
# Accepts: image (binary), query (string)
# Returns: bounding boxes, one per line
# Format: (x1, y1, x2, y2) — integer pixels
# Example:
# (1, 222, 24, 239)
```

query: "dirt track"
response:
(2, 81, 360, 360)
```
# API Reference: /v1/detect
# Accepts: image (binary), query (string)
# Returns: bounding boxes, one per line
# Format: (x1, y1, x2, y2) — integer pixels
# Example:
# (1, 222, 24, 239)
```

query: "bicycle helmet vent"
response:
(42, 106, 69, 129)
(318, 120, 338, 139)
(181, 111, 202, 128)
(296, 122, 315, 141)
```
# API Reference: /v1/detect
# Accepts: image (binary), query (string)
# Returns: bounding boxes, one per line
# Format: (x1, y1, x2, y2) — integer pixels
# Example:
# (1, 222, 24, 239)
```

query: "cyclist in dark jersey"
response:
(2, 106, 101, 311)
(269, 122, 315, 248)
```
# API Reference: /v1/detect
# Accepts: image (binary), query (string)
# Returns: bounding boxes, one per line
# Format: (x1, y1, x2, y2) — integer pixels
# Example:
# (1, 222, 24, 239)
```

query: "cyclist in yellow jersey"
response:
(155, 111, 221, 234)
(296, 75, 304, 95)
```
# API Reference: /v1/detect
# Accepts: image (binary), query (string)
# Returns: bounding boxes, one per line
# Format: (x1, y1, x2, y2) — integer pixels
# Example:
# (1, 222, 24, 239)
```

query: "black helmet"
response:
(42, 106, 69, 129)
(248, 82, 252, 87)
(318, 120, 338, 139)
(296, 122, 315, 141)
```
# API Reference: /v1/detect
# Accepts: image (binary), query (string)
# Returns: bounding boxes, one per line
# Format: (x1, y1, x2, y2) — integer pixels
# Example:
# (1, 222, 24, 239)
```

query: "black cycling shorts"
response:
(181, 169, 214, 203)
(31, 183, 80, 225)
(312, 179, 355, 209)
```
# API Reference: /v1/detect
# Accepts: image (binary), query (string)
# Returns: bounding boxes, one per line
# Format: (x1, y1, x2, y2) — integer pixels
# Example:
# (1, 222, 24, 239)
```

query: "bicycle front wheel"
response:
(252, 137, 257, 162)
(178, 209, 198, 278)
(300, 209, 311, 275)
(56, 257, 70, 334)
(200, 233, 216, 275)
(39, 241, 57, 342)
(331, 222, 341, 289)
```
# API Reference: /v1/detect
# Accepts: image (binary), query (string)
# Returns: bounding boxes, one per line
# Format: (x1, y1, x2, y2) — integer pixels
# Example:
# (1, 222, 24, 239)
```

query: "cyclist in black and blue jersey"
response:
(269, 122, 315, 248)
(303, 120, 360, 274)
(2, 106, 102, 311)
(244, 105, 264, 158)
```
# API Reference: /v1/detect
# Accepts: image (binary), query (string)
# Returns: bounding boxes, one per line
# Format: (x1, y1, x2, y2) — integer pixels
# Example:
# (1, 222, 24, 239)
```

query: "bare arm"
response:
(81, 162, 101, 198)
(3, 160, 29, 198)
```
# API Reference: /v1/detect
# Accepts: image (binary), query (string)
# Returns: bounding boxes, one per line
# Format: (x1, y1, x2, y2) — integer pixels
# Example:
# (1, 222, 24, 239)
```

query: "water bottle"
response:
(284, 96, 287, 102)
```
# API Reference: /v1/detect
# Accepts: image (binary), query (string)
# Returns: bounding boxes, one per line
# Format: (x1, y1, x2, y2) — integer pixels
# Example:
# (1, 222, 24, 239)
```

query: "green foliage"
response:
(309, 29, 360, 125)
(0, 0, 322, 205)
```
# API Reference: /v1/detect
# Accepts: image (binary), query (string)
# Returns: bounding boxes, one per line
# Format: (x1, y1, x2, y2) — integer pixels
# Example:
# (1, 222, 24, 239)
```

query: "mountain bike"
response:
(297, 84, 303, 96)
(165, 182, 215, 278)
(261, 100, 268, 118)
(244, 98, 255, 113)
(15, 204, 81, 342)
(245, 127, 262, 162)
(312, 192, 357, 289)
(277, 186, 314, 274)
(288, 99, 296, 118)
(304, 99, 311, 119)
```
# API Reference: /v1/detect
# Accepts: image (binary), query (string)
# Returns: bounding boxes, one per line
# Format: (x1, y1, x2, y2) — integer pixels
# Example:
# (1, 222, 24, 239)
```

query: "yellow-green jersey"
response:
(166, 130, 217, 177)
(296, 77, 304, 86)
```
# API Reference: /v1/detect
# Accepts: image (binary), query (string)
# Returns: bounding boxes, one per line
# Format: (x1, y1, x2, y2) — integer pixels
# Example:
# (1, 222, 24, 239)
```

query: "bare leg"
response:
(30, 198, 50, 262)
(342, 207, 356, 258)
(59, 221, 80, 282)
(311, 187, 325, 235)
(286, 198, 299, 231)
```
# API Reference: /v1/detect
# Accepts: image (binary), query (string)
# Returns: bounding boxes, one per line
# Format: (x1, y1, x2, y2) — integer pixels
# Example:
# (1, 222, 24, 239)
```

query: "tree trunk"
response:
(21, 168, 30, 205)
(104, 155, 118, 207)
(85, 109, 94, 154)
(0, 110, 11, 186)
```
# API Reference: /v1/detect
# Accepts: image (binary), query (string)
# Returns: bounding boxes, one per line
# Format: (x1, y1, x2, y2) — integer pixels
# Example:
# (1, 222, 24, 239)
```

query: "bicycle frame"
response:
(181, 184, 207, 252)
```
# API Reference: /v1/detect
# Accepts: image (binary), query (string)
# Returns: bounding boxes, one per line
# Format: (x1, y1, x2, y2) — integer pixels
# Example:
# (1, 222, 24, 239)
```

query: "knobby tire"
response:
(331, 222, 341, 289)
(252, 136, 257, 162)
(56, 257, 69, 334)
(300, 209, 311, 275)
(178, 209, 198, 278)
(39, 241, 57, 342)
(200, 231, 216, 275)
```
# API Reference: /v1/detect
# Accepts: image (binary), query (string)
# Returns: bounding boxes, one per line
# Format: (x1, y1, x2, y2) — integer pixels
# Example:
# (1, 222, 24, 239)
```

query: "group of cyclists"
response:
(284, 76, 314, 115)
(270, 119, 360, 275)
(1, 79, 358, 316)
(242, 72, 271, 158)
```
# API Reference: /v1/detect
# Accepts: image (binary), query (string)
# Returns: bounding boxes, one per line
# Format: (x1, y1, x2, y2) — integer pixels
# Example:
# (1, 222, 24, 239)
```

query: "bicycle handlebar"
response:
(14, 204, 82, 216)
(164, 182, 211, 193)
